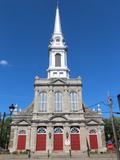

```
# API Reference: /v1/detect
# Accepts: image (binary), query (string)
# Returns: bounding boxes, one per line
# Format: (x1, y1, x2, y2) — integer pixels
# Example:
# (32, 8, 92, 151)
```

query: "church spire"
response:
(53, 5, 62, 34)
(47, 5, 70, 79)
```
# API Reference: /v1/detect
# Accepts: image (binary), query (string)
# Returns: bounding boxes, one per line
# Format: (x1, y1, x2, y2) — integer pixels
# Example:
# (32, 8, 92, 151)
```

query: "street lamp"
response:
(9, 104, 15, 116)
(7, 104, 15, 149)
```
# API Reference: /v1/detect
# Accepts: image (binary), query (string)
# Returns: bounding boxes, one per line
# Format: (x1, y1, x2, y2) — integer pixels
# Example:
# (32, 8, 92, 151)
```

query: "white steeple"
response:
(47, 5, 70, 79)
(54, 5, 62, 34)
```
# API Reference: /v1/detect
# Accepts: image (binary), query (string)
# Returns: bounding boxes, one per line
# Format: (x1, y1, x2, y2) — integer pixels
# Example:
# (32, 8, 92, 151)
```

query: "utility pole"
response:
(108, 96, 120, 160)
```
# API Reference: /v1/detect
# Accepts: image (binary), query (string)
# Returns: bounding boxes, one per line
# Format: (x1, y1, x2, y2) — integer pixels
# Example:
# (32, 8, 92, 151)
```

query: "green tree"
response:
(0, 117, 11, 149)
(104, 117, 120, 144)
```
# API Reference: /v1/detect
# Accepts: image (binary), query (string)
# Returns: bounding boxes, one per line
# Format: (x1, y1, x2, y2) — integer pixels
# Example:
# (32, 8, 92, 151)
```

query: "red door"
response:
(54, 134, 63, 150)
(71, 134, 80, 150)
(36, 134, 46, 151)
(17, 135, 26, 150)
(89, 135, 98, 149)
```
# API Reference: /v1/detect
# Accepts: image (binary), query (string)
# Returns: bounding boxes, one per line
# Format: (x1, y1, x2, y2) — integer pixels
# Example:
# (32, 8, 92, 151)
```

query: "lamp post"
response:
(0, 104, 15, 149)
(6, 104, 15, 149)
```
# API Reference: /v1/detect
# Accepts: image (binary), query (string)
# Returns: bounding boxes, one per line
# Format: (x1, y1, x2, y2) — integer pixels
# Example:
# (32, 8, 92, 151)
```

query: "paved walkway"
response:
(0, 153, 117, 160)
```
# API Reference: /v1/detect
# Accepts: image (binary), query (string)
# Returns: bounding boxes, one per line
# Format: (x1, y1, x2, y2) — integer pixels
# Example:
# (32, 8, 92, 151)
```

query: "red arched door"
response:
(89, 129, 98, 149)
(70, 127, 80, 150)
(36, 127, 46, 151)
(54, 127, 63, 151)
(17, 130, 26, 150)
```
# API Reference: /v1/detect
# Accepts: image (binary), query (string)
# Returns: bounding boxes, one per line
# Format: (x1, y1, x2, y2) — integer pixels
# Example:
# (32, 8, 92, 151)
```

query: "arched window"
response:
(89, 129, 97, 134)
(54, 127, 63, 134)
(55, 92, 62, 112)
(18, 130, 26, 135)
(70, 127, 80, 134)
(70, 92, 77, 111)
(37, 127, 46, 134)
(55, 53, 61, 67)
(39, 92, 47, 112)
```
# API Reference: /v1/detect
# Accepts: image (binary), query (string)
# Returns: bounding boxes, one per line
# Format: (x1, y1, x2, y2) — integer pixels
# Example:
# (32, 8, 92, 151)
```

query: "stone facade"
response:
(9, 77, 106, 154)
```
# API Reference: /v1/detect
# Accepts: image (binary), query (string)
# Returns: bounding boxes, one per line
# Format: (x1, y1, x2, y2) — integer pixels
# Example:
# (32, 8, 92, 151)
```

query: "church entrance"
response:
(36, 127, 46, 151)
(17, 130, 26, 150)
(54, 127, 63, 151)
(89, 129, 98, 149)
(70, 127, 80, 150)
(89, 135, 98, 149)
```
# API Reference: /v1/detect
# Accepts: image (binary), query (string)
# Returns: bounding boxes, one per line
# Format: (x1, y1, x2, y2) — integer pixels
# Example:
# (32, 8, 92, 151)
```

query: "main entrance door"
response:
(89, 135, 98, 149)
(36, 127, 46, 151)
(17, 130, 26, 150)
(70, 127, 80, 150)
(89, 129, 98, 149)
(54, 127, 63, 151)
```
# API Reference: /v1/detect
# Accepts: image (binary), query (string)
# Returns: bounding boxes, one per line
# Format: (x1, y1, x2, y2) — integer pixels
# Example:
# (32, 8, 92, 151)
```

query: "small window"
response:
(60, 72, 63, 74)
(18, 130, 26, 135)
(53, 72, 57, 74)
(56, 38, 60, 42)
(70, 127, 80, 133)
(54, 127, 63, 133)
(37, 127, 46, 134)
(89, 129, 96, 134)
(55, 36, 60, 42)
(55, 53, 61, 67)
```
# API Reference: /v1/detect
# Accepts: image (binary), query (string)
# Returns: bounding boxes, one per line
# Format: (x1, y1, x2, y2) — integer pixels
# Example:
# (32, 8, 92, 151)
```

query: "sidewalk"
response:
(0, 153, 117, 160)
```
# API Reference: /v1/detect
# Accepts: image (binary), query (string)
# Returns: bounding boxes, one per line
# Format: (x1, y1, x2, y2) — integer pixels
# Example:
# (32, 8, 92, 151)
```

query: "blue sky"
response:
(0, 0, 120, 117)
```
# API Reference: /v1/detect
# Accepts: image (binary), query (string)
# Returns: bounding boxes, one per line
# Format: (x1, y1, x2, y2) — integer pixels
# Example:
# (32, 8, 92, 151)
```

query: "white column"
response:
(47, 126, 53, 153)
(30, 126, 37, 152)
(97, 126, 106, 152)
(80, 124, 87, 152)
(64, 125, 70, 153)
(26, 127, 32, 150)
(33, 87, 39, 114)
(9, 126, 18, 152)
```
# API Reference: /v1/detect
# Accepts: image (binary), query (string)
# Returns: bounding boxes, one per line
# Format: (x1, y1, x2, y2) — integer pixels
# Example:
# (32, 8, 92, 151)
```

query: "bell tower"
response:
(47, 5, 70, 79)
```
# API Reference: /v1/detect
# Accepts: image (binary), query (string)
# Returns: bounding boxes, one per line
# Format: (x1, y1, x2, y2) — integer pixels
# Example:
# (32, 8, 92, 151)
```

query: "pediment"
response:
(86, 119, 99, 125)
(16, 120, 31, 126)
(49, 79, 67, 85)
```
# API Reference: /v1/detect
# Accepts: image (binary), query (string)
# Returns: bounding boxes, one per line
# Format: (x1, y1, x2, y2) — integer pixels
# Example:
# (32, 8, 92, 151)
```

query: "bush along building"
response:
(9, 5, 106, 155)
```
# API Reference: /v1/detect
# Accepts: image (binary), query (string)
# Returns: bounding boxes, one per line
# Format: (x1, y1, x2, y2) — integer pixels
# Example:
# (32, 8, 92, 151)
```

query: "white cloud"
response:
(0, 60, 8, 66)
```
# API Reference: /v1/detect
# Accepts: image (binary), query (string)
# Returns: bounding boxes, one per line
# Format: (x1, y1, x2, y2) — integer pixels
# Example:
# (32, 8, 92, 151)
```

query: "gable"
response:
(86, 119, 99, 125)
(15, 120, 31, 126)
(49, 78, 67, 85)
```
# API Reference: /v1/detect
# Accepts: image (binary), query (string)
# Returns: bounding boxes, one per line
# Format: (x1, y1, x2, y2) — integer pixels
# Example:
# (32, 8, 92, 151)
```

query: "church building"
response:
(9, 5, 106, 155)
